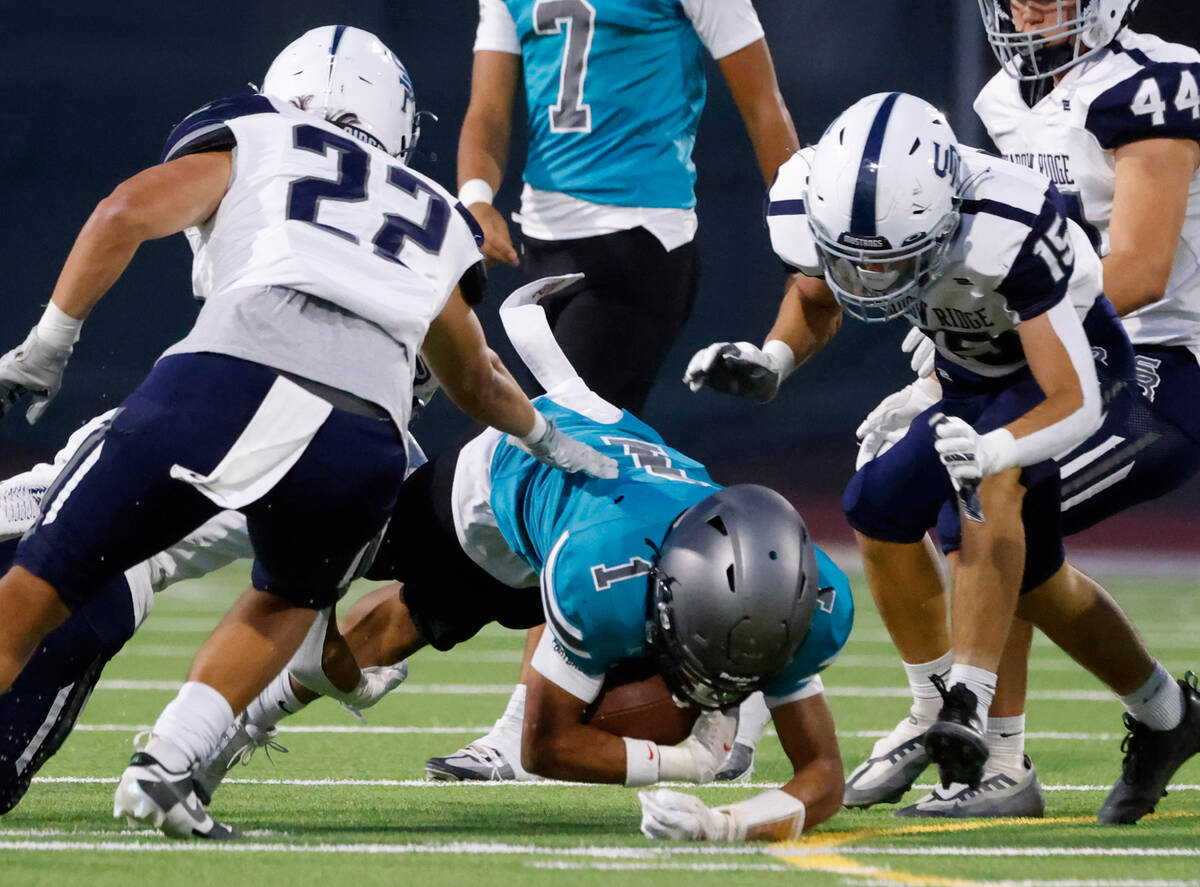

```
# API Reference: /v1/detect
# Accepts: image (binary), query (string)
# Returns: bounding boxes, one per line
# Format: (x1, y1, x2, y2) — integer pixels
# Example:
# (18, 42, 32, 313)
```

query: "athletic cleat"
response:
(843, 715, 930, 808)
(895, 755, 1044, 818)
(193, 714, 288, 805)
(114, 747, 239, 840)
(425, 741, 532, 782)
(923, 675, 989, 790)
(714, 741, 756, 782)
(1098, 671, 1200, 825)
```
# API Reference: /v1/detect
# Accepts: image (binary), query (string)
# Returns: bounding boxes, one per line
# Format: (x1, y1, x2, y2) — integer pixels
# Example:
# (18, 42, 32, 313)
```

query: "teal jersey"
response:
(507, 0, 706, 208)
(489, 399, 855, 693)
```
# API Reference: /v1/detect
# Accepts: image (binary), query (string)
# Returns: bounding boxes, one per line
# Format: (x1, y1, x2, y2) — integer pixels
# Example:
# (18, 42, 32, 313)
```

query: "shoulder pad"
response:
(765, 149, 822, 277)
(161, 93, 278, 163)
(1084, 55, 1200, 150)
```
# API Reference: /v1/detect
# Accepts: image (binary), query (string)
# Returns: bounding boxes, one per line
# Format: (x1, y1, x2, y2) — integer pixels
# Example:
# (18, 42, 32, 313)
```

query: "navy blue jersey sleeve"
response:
(161, 94, 278, 163)
(995, 185, 1074, 322)
(1085, 57, 1200, 150)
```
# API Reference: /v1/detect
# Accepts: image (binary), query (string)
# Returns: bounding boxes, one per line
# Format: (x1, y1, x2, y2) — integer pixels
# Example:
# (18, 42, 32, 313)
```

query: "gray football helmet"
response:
(646, 485, 820, 710)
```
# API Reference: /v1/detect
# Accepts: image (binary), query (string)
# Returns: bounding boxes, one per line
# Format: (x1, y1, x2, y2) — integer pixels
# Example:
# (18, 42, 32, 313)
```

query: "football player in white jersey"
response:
(682, 91, 1174, 802)
(0, 25, 614, 839)
(833, 1, 1200, 823)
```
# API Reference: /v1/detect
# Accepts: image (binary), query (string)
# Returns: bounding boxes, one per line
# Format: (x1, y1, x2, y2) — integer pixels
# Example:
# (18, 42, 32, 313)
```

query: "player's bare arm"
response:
(521, 669, 628, 783)
(761, 694, 844, 835)
(50, 152, 232, 321)
(765, 273, 843, 367)
(718, 38, 799, 184)
(1104, 138, 1200, 315)
(457, 50, 521, 267)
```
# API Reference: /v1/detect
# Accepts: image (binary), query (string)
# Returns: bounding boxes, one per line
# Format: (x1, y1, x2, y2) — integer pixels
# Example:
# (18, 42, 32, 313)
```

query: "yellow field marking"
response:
(768, 809, 1199, 886)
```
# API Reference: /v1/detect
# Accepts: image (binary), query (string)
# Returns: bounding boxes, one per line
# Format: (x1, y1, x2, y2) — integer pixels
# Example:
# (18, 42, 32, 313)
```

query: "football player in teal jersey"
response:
(458, 0, 798, 414)
(190, 277, 855, 842)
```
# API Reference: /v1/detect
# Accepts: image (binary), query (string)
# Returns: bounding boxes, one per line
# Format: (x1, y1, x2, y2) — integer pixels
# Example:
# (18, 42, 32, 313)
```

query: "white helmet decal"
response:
(261, 25, 422, 160)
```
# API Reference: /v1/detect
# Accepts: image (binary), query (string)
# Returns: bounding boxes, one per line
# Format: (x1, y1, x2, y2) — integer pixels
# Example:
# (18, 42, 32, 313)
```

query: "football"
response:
(584, 658, 699, 745)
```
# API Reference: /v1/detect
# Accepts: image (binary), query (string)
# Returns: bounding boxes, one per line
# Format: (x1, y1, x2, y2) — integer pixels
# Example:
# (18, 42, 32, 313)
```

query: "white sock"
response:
(986, 714, 1026, 775)
(150, 681, 236, 769)
(947, 663, 997, 728)
(734, 693, 772, 747)
(485, 683, 526, 741)
(904, 651, 954, 723)
(1121, 663, 1184, 731)
(244, 670, 306, 731)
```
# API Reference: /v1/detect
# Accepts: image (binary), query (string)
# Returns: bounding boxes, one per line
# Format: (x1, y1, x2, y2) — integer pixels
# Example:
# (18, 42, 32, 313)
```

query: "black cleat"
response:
(1098, 671, 1200, 825)
(923, 674, 989, 790)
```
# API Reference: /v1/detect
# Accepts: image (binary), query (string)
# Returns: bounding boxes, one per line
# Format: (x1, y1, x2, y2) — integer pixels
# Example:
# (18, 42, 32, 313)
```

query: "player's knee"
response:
(979, 467, 1025, 513)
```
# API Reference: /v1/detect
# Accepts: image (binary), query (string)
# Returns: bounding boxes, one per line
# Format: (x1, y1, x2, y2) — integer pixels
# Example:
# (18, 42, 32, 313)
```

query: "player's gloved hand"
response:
(0, 327, 73, 424)
(902, 327, 936, 379)
(339, 661, 410, 717)
(683, 341, 788, 403)
(680, 709, 738, 783)
(855, 375, 942, 470)
(512, 412, 619, 479)
(638, 789, 739, 842)
(930, 414, 1018, 491)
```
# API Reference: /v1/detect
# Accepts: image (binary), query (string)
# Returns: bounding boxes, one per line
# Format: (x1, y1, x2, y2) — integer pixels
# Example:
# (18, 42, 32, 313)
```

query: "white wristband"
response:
(656, 743, 698, 782)
(519, 410, 549, 445)
(623, 737, 661, 787)
(762, 339, 796, 380)
(36, 302, 83, 349)
(980, 427, 1020, 473)
(715, 789, 806, 841)
(458, 178, 495, 208)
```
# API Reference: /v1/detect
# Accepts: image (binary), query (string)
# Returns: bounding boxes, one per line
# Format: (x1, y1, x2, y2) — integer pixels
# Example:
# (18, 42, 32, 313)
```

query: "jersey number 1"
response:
(534, 0, 596, 133)
(286, 124, 449, 261)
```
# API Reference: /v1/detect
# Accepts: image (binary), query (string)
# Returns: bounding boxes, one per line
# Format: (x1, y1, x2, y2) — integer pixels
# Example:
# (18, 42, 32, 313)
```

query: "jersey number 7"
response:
(286, 124, 450, 262)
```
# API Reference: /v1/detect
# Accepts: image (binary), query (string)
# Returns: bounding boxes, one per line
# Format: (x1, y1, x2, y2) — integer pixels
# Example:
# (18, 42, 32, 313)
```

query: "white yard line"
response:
(69, 723, 1124, 741)
(29, 776, 1200, 791)
(88, 680, 1130, 701)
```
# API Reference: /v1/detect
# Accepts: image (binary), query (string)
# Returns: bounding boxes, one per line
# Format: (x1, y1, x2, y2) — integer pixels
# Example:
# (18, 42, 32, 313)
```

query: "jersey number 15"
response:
(285, 124, 449, 261)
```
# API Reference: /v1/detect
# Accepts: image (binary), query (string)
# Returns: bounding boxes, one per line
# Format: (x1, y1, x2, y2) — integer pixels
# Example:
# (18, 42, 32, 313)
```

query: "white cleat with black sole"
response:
(114, 749, 240, 840)
(895, 755, 1045, 818)
(843, 714, 930, 808)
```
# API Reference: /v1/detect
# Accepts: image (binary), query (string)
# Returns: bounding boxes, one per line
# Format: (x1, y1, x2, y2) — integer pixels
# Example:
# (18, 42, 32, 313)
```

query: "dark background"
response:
(2, 1, 1196, 547)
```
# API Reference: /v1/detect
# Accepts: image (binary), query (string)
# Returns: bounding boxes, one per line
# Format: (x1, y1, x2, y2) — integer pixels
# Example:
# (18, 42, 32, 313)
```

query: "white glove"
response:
(0, 327, 73, 424)
(638, 789, 738, 841)
(511, 412, 618, 479)
(658, 709, 737, 784)
(902, 327, 936, 379)
(855, 375, 942, 470)
(683, 341, 789, 403)
(338, 661, 410, 716)
(930, 414, 1018, 491)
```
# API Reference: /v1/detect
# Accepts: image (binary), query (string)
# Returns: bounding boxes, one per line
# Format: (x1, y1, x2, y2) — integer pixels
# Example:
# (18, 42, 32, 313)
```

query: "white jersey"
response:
(766, 146, 1107, 379)
(974, 30, 1200, 355)
(159, 94, 485, 426)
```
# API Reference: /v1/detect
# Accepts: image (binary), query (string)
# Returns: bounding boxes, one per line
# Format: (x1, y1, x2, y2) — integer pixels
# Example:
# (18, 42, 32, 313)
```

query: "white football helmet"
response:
(261, 25, 421, 160)
(806, 93, 962, 323)
(978, 0, 1141, 81)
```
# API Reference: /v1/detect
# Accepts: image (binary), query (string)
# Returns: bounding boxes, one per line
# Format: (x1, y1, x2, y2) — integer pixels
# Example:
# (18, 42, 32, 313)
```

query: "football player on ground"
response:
(0, 26, 613, 839)
(166, 277, 855, 843)
(831, 0, 1200, 822)
(685, 92, 1156, 803)
(439, 0, 801, 781)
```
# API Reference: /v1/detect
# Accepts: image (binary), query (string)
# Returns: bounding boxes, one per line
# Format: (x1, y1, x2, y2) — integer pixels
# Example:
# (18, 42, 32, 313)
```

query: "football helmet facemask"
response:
(978, 0, 1141, 82)
(645, 485, 820, 711)
(261, 25, 422, 160)
(806, 92, 961, 323)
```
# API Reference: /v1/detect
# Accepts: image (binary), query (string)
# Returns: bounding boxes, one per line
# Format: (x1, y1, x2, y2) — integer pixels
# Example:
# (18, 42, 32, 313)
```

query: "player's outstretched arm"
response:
(719, 38, 799, 185)
(1104, 138, 1200, 315)
(638, 692, 842, 842)
(684, 274, 840, 401)
(423, 288, 617, 478)
(0, 152, 231, 423)
(457, 49, 520, 267)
